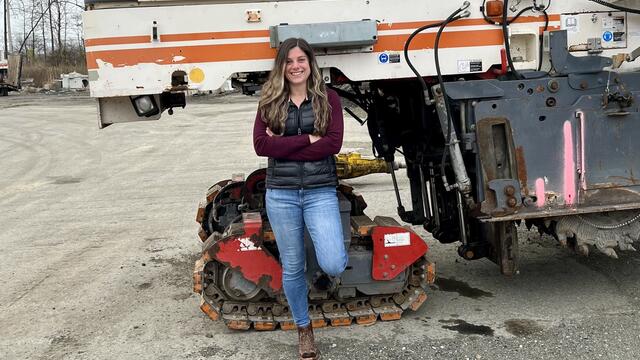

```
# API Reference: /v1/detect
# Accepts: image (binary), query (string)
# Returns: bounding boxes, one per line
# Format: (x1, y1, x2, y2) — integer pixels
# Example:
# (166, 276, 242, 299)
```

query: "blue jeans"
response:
(266, 186, 348, 327)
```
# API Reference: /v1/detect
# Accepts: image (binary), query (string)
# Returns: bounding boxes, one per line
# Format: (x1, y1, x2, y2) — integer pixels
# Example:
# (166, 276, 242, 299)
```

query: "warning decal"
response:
(457, 60, 482, 73)
(238, 237, 259, 251)
(384, 232, 411, 247)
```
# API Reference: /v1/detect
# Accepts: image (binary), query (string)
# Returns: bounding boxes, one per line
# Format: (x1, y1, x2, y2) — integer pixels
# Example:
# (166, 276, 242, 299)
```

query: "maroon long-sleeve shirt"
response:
(253, 89, 343, 161)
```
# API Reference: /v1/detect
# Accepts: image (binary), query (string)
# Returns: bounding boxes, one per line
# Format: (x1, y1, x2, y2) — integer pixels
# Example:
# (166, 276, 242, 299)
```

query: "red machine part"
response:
(371, 226, 429, 280)
(207, 213, 283, 293)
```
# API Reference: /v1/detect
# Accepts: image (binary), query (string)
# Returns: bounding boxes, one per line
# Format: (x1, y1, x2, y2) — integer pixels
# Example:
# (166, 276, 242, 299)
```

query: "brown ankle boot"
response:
(297, 324, 320, 360)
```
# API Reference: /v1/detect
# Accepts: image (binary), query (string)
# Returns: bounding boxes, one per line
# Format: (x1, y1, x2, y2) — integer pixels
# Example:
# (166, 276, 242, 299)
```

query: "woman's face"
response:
(284, 46, 311, 87)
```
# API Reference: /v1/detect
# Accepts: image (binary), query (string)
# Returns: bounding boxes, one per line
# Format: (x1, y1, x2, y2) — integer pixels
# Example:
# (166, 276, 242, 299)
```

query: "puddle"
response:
(440, 319, 494, 336)
(434, 277, 494, 299)
(504, 319, 544, 336)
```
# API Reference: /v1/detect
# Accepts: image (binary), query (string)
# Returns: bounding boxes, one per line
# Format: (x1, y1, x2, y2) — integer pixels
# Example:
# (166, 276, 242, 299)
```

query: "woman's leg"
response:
(265, 188, 310, 327)
(302, 187, 348, 277)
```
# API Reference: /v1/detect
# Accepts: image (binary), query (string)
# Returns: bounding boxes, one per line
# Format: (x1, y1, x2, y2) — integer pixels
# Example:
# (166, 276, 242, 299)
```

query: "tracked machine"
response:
(83, 0, 640, 330)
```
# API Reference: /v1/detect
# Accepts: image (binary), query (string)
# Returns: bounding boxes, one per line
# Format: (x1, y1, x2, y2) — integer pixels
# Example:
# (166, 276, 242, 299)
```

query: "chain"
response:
(577, 211, 640, 230)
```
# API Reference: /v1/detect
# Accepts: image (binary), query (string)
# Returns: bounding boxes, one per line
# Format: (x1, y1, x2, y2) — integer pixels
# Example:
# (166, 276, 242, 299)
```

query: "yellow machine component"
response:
(335, 152, 404, 179)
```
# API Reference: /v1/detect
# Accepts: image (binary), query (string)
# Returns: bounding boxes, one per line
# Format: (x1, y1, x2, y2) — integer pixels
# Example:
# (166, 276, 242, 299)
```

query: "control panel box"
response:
(561, 11, 627, 51)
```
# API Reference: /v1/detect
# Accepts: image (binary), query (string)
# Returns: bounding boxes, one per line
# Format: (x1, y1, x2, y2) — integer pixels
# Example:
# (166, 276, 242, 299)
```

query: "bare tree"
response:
(40, 0, 46, 59)
(5, 0, 85, 87)
(48, 0, 54, 55)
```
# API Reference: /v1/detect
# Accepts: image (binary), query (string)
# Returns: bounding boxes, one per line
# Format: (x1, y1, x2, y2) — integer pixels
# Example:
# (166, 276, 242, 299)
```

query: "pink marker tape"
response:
(563, 121, 576, 205)
(535, 178, 545, 207)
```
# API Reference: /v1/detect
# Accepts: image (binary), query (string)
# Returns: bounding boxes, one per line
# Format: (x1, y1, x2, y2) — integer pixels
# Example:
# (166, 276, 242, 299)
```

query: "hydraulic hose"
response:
(434, 2, 471, 189)
(538, 9, 549, 71)
(502, 0, 524, 79)
(481, 1, 551, 75)
(403, 14, 467, 105)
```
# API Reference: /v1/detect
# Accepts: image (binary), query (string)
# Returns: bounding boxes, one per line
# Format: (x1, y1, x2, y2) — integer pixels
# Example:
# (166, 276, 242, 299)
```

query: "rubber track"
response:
(193, 253, 435, 331)
(194, 180, 436, 330)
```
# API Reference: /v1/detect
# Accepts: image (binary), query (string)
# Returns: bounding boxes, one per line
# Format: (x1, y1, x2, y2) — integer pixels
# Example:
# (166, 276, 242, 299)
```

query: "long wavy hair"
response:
(258, 38, 331, 136)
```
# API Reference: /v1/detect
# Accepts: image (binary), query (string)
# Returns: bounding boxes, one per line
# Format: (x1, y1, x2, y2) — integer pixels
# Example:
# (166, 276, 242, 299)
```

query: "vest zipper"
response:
(297, 105, 303, 187)
(297, 106, 302, 135)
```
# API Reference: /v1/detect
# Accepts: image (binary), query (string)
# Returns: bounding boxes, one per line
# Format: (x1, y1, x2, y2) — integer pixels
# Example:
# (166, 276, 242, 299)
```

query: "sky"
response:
(1, 0, 84, 54)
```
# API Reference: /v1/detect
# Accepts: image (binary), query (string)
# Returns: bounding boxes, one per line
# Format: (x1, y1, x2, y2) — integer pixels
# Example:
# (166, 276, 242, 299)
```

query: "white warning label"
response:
(457, 60, 483, 73)
(238, 237, 259, 251)
(562, 15, 580, 33)
(384, 232, 411, 247)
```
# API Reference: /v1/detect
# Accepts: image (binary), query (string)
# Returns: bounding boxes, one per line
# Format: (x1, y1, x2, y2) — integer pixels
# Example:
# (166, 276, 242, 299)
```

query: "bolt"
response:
(548, 80, 559, 92)
(383, 272, 388, 278)
(384, 254, 389, 260)
(504, 185, 516, 196)
(507, 197, 518, 208)
(580, 81, 588, 90)
(391, 264, 396, 270)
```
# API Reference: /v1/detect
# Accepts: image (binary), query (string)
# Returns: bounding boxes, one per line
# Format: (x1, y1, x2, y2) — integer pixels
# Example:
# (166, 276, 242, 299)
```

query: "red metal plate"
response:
(209, 213, 283, 293)
(371, 226, 429, 280)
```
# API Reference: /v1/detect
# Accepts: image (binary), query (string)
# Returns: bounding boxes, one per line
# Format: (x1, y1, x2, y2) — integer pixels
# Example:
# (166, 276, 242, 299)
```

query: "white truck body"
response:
(82, 0, 640, 125)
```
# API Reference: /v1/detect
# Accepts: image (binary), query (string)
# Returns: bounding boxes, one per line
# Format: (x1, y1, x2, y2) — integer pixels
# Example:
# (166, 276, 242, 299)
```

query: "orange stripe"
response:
(379, 19, 493, 30)
(86, 42, 276, 70)
(160, 29, 270, 42)
(374, 29, 504, 52)
(85, 35, 151, 47)
(377, 14, 560, 31)
(86, 29, 506, 70)
(84, 16, 561, 47)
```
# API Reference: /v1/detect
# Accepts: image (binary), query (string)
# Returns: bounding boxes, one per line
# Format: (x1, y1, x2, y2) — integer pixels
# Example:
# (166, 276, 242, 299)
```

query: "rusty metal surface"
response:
(469, 72, 640, 220)
(480, 187, 640, 222)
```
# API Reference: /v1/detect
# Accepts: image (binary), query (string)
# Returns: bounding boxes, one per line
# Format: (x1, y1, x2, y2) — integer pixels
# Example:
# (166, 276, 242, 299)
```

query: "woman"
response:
(253, 37, 348, 360)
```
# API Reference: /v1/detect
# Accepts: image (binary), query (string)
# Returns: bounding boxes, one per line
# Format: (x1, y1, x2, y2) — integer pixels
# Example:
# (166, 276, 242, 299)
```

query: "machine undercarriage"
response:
(193, 169, 435, 330)
(343, 29, 640, 275)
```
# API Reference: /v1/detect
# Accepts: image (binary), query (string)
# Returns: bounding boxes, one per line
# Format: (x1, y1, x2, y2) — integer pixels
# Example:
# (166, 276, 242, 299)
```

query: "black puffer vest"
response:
(265, 98, 337, 189)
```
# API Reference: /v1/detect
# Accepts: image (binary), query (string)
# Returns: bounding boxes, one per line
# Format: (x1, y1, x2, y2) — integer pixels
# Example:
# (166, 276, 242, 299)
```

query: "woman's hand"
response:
(309, 134, 322, 144)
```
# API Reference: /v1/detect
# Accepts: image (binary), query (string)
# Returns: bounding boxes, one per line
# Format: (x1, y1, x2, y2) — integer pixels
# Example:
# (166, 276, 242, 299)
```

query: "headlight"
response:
(130, 95, 160, 117)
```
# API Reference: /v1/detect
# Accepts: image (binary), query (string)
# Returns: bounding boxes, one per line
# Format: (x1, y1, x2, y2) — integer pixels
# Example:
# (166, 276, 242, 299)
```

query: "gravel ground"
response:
(0, 92, 639, 360)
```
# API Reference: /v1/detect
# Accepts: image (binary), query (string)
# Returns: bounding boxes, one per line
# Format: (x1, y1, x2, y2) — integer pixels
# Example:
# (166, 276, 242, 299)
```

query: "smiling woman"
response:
(285, 47, 310, 87)
(253, 37, 346, 360)
(256, 38, 333, 139)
